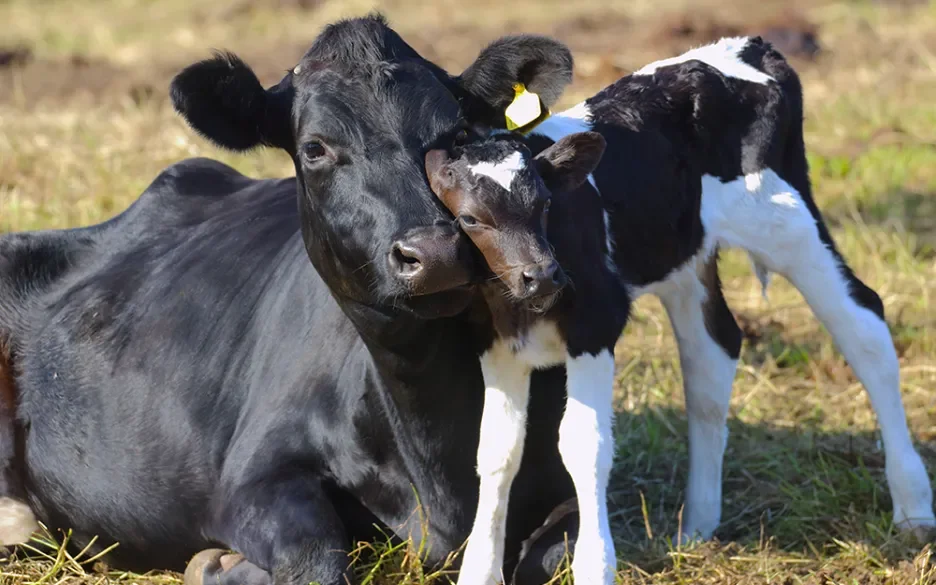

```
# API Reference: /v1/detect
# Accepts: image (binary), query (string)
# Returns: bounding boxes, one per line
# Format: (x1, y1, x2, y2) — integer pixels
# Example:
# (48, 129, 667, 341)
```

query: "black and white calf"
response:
(517, 36, 934, 544)
(443, 36, 935, 584)
(425, 132, 626, 585)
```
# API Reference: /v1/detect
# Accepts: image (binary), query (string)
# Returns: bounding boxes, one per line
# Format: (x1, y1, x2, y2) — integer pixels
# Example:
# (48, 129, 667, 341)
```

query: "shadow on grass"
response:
(606, 403, 935, 569)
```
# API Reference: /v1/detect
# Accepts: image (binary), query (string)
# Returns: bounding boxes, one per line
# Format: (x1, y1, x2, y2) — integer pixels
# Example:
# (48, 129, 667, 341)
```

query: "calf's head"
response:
(425, 132, 605, 310)
(169, 15, 574, 318)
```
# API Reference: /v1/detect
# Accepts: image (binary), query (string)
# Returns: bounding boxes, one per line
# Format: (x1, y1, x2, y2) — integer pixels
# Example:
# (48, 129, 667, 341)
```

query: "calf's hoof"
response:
(0, 496, 38, 546)
(895, 518, 936, 544)
(184, 549, 245, 585)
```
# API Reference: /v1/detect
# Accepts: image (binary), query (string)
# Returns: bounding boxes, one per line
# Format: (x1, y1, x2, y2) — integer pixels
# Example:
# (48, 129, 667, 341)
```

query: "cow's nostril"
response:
(391, 242, 423, 276)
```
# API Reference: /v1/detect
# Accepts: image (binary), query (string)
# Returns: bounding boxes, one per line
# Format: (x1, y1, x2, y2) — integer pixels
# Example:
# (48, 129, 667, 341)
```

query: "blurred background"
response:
(1, 0, 935, 583)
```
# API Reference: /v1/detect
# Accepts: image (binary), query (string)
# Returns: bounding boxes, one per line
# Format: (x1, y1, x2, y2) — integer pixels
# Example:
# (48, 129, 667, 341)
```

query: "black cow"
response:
(0, 15, 583, 585)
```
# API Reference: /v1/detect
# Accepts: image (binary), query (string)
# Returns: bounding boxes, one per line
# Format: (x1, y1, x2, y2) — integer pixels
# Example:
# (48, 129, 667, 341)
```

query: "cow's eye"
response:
(459, 215, 479, 227)
(302, 141, 327, 161)
(542, 199, 551, 215)
(454, 129, 469, 145)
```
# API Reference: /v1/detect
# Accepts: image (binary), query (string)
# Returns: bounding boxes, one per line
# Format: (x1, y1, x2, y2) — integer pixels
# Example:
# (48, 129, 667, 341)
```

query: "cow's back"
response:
(4, 159, 306, 569)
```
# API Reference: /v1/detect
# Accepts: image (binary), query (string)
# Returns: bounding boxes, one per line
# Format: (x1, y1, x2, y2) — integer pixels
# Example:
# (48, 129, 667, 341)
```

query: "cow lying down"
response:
(429, 35, 935, 585)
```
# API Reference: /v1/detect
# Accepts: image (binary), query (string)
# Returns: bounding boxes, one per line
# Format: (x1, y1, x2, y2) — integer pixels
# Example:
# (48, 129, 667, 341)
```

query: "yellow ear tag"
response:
(505, 83, 543, 131)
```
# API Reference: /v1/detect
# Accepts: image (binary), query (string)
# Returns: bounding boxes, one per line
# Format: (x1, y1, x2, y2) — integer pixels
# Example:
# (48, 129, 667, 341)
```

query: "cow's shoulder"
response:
(143, 157, 254, 200)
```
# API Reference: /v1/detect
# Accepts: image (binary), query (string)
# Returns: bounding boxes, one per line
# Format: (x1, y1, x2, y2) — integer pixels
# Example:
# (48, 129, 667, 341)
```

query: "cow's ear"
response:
(170, 52, 293, 152)
(533, 132, 605, 193)
(456, 35, 573, 129)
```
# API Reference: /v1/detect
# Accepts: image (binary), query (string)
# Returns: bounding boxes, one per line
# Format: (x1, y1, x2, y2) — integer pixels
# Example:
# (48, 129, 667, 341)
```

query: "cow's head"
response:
(425, 133, 605, 310)
(170, 14, 573, 318)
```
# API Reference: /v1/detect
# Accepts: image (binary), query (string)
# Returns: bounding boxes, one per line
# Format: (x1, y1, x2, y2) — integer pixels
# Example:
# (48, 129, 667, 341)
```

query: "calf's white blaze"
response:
(467, 151, 525, 192)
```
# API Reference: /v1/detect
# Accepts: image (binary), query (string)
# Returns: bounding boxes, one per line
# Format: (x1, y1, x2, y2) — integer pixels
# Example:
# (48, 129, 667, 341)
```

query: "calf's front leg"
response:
(457, 344, 532, 585)
(559, 349, 617, 585)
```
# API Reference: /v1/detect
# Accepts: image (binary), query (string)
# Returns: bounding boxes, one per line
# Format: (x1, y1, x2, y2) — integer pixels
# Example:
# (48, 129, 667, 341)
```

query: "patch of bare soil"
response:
(0, 50, 160, 106)
(546, 10, 823, 89)
(194, 0, 325, 24)
(0, 8, 822, 109)
(644, 9, 822, 61)
(0, 41, 310, 108)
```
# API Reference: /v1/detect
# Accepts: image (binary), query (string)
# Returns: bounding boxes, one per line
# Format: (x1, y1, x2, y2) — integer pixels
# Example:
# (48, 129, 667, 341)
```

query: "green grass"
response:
(1, 0, 935, 583)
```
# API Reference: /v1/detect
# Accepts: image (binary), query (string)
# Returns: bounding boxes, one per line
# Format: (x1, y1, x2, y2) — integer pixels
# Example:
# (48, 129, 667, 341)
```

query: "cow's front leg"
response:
(559, 349, 616, 585)
(457, 345, 532, 585)
(192, 475, 350, 585)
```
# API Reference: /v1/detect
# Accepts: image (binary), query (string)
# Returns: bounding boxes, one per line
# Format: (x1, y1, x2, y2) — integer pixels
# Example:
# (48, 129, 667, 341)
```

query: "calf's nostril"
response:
(391, 243, 423, 276)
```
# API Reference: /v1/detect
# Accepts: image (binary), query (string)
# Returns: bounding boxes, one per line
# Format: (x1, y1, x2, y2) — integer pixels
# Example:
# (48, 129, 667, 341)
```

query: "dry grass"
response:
(1, 0, 935, 583)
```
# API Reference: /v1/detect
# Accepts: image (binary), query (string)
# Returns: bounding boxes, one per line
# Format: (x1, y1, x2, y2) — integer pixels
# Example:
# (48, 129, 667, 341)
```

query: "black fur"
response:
(170, 52, 294, 152)
(457, 35, 573, 131)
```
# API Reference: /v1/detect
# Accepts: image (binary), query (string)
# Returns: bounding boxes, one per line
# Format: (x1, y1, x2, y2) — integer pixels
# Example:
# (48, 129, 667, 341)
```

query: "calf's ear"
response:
(455, 35, 573, 129)
(170, 52, 293, 152)
(533, 132, 606, 193)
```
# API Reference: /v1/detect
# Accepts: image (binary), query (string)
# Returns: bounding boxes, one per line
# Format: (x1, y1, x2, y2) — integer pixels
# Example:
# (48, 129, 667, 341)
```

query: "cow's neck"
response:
(336, 296, 474, 375)
(334, 295, 484, 538)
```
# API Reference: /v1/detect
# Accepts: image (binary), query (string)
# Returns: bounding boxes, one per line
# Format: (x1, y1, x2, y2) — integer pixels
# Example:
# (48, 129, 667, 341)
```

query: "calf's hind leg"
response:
(703, 170, 935, 536)
(656, 254, 740, 542)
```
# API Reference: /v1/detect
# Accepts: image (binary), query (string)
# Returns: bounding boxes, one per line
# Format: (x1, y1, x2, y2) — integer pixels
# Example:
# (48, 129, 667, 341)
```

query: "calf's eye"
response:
(303, 141, 327, 161)
(454, 129, 469, 145)
(459, 215, 479, 227)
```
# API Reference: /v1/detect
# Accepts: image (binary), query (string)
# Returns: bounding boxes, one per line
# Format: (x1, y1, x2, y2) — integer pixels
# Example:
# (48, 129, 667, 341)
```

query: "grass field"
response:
(2, 0, 935, 583)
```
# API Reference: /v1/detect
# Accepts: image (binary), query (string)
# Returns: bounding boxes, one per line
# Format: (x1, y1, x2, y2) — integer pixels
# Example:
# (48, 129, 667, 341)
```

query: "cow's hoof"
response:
(184, 549, 246, 585)
(0, 496, 38, 546)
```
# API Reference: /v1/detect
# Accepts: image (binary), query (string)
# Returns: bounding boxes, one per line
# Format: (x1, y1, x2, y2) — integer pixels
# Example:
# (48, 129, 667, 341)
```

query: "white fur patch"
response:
(632, 36, 774, 86)
(697, 167, 934, 533)
(468, 151, 525, 192)
(507, 320, 567, 368)
(559, 350, 617, 585)
(458, 346, 532, 585)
